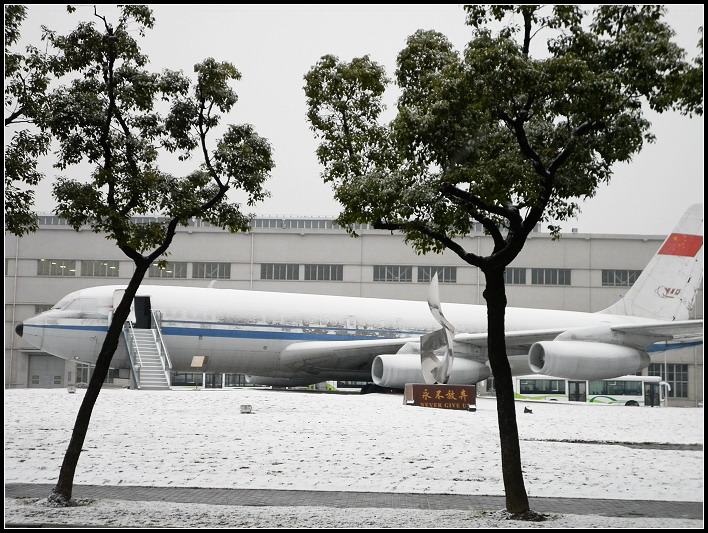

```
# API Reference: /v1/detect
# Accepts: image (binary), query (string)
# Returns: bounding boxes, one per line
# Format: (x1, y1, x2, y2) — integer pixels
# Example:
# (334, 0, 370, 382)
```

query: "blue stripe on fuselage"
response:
(25, 324, 109, 333)
(23, 323, 405, 341)
(161, 326, 398, 341)
(22, 324, 703, 349)
(647, 341, 703, 352)
(166, 319, 422, 337)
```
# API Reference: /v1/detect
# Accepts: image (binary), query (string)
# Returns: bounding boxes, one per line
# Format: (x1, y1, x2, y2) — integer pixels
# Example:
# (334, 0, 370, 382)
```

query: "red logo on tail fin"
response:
(657, 234, 703, 257)
(656, 286, 681, 299)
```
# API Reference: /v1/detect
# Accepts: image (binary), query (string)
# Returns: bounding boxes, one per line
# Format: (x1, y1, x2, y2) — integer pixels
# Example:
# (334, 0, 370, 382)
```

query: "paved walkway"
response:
(5, 483, 703, 521)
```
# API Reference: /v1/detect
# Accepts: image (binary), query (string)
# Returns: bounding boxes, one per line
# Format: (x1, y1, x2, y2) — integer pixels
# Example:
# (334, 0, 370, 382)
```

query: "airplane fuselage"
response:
(15, 205, 703, 386)
(20, 284, 657, 381)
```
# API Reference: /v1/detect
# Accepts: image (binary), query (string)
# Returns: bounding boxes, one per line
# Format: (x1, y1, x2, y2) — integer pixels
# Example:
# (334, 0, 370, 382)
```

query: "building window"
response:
(312, 220, 334, 229)
(37, 259, 76, 276)
(252, 218, 284, 229)
(170, 373, 203, 386)
(149, 262, 188, 279)
(261, 264, 299, 280)
(223, 374, 255, 387)
(304, 264, 343, 281)
(602, 269, 643, 287)
(648, 363, 688, 398)
(351, 223, 372, 230)
(418, 266, 457, 284)
(76, 363, 92, 385)
(531, 268, 571, 286)
(81, 260, 119, 277)
(133, 216, 169, 224)
(37, 216, 68, 226)
(504, 267, 527, 285)
(249, 217, 337, 229)
(485, 377, 495, 392)
(34, 304, 53, 314)
(187, 218, 214, 228)
(193, 262, 231, 279)
(373, 265, 413, 282)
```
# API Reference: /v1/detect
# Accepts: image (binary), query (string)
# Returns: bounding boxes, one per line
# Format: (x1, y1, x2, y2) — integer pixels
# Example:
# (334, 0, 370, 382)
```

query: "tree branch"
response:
(5, 107, 26, 126)
(374, 219, 485, 268)
(146, 217, 181, 263)
(521, 6, 533, 56)
(196, 97, 226, 191)
(499, 110, 549, 179)
(439, 183, 523, 249)
(548, 120, 605, 174)
(440, 183, 510, 220)
(98, 27, 117, 208)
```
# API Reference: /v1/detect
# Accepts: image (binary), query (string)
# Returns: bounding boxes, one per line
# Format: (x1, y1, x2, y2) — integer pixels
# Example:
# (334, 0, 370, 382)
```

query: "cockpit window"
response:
(65, 299, 82, 311)
(51, 293, 80, 310)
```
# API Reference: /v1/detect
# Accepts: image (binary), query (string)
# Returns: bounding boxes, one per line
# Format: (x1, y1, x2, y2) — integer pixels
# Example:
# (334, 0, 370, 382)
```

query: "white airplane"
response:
(16, 204, 703, 389)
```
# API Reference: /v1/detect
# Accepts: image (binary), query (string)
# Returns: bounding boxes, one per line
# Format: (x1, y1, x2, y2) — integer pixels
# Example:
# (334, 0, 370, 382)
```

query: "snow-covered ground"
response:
(4, 387, 704, 528)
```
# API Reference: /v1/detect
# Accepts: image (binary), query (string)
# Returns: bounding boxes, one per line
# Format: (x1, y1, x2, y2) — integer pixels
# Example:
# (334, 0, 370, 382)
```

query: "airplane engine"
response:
(371, 354, 490, 389)
(528, 341, 650, 380)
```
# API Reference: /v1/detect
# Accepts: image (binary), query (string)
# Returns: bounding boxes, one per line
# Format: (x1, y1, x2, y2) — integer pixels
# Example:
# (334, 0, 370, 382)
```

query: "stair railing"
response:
(151, 310, 172, 388)
(123, 321, 143, 389)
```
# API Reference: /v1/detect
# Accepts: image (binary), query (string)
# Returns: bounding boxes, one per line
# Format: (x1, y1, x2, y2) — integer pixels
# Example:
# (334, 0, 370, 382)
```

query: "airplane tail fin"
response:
(600, 204, 703, 321)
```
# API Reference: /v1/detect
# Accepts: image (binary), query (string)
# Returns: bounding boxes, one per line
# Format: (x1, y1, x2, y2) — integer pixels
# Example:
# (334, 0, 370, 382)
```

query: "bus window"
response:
(589, 380, 604, 395)
(520, 379, 565, 394)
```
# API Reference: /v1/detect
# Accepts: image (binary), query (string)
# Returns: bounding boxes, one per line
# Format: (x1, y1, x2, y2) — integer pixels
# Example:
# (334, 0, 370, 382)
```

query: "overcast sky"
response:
(14, 4, 704, 235)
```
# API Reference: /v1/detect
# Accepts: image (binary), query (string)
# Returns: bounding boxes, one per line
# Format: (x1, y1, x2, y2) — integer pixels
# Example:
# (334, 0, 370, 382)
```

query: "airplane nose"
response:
(15, 322, 23, 337)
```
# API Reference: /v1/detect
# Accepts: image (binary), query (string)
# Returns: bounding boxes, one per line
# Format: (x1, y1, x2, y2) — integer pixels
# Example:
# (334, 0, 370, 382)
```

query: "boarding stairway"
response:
(123, 311, 172, 390)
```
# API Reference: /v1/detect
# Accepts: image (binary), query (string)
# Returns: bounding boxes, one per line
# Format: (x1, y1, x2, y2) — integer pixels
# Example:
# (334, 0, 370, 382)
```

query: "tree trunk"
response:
(49, 262, 150, 504)
(483, 267, 530, 514)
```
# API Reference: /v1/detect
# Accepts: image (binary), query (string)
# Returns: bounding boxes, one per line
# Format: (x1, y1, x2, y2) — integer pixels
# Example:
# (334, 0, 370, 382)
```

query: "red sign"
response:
(658, 233, 703, 257)
(404, 383, 476, 411)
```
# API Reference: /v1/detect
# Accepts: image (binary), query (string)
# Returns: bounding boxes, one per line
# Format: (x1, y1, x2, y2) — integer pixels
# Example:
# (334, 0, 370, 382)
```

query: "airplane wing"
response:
(609, 320, 703, 341)
(454, 319, 704, 349)
(279, 336, 419, 372)
(454, 328, 567, 349)
(277, 328, 586, 375)
(277, 320, 703, 376)
(277, 328, 572, 375)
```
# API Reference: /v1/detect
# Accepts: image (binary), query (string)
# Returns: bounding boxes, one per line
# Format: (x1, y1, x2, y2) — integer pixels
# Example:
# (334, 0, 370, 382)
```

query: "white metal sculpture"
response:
(420, 273, 456, 384)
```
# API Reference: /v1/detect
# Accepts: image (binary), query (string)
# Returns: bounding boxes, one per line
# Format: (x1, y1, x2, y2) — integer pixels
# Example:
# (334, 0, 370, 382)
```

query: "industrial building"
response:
(4, 215, 703, 406)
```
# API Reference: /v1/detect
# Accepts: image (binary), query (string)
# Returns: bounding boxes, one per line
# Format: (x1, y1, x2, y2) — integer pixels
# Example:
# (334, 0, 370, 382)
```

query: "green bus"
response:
(514, 374, 669, 406)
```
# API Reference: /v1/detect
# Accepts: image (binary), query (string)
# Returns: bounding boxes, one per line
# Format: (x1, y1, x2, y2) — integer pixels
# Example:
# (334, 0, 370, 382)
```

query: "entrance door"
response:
(133, 296, 152, 329)
(644, 383, 660, 407)
(204, 373, 222, 389)
(28, 354, 65, 388)
(568, 381, 586, 402)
